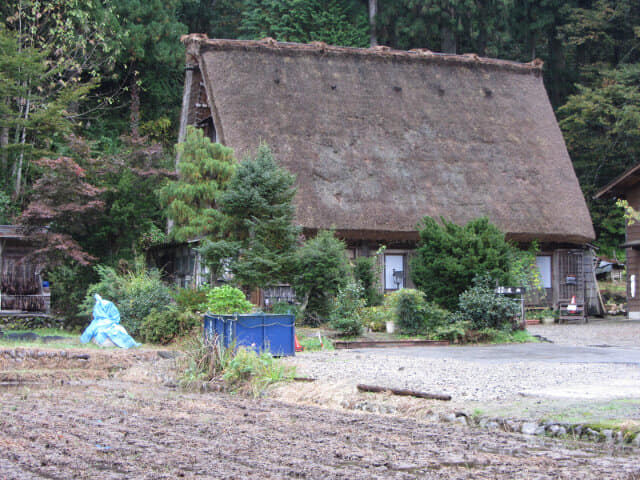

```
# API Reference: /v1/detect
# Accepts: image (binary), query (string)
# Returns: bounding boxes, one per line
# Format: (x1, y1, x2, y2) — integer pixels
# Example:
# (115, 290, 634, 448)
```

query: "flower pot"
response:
(386, 321, 395, 334)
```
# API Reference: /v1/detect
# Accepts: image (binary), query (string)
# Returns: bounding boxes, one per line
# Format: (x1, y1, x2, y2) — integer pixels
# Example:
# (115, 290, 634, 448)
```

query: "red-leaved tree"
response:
(19, 156, 106, 266)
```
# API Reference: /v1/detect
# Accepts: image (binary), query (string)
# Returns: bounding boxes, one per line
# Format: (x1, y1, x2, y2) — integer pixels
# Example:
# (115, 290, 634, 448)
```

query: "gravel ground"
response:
(277, 321, 640, 423)
(528, 318, 640, 348)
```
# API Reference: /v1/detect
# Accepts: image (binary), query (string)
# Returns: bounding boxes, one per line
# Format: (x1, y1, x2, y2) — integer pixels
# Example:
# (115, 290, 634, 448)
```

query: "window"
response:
(385, 254, 404, 290)
(536, 256, 552, 289)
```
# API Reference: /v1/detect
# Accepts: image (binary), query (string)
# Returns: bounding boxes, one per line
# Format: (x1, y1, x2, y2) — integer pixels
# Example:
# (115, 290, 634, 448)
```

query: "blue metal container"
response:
(203, 313, 295, 356)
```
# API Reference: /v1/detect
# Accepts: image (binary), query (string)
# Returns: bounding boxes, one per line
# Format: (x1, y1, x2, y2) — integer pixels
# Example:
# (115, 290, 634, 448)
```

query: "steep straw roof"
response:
(182, 35, 595, 244)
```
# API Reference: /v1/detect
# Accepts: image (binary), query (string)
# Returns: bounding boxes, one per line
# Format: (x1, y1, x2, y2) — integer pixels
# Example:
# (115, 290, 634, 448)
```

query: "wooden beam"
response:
(357, 384, 451, 401)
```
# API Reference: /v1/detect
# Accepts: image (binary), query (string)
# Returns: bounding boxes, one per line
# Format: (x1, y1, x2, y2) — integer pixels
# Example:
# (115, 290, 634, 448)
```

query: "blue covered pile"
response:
(80, 294, 140, 349)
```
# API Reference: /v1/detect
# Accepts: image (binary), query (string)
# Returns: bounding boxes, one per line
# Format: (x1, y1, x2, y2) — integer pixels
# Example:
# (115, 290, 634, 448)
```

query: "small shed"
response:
(0, 225, 50, 313)
(595, 164, 640, 319)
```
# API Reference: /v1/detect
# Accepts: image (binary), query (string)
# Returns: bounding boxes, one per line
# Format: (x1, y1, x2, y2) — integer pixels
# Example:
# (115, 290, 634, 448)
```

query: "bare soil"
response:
(1, 347, 639, 479)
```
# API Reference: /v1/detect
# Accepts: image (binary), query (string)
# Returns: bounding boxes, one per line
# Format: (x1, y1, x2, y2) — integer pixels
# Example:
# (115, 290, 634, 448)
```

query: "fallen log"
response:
(357, 384, 451, 401)
(293, 377, 317, 382)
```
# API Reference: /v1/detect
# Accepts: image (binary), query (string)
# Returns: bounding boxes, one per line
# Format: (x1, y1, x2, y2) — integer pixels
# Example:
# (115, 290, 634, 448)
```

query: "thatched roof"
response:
(181, 35, 595, 244)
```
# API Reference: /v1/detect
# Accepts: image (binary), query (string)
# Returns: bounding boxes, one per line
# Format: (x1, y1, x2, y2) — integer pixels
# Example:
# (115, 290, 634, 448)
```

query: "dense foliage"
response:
(292, 230, 352, 325)
(204, 285, 254, 315)
(410, 217, 518, 311)
(354, 255, 383, 307)
(329, 280, 365, 336)
(456, 280, 522, 331)
(83, 264, 174, 338)
(214, 144, 300, 290)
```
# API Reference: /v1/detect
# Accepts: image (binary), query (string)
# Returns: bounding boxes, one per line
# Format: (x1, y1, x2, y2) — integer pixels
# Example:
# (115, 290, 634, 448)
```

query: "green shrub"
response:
(172, 286, 209, 313)
(83, 263, 173, 338)
(432, 313, 471, 343)
(269, 300, 299, 316)
(457, 281, 521, 331)
(329, 281, 365, 336)
(422, 301, 451, 332)
(141, 306, 201, 344)
(410, 216, 519, 310)
(205, 285, 254, 314)
(354, 256, 383, 307)
(292, 230, 352, 325)
(361, 305, 393, 332)
(386, 289, 426, 335)
(48, 263, 96, 320)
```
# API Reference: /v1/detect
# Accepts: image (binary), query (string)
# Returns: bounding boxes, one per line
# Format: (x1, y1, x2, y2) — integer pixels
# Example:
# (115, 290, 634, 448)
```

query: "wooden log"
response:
(357, 384, 451, 401)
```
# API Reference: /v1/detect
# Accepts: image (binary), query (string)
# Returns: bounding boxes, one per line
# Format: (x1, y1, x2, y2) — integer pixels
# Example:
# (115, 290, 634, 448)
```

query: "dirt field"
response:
(1, 346, 640, 479)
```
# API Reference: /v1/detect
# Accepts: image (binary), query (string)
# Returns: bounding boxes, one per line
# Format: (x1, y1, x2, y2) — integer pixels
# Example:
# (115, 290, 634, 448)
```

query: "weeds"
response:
(178, 335, 295, 397)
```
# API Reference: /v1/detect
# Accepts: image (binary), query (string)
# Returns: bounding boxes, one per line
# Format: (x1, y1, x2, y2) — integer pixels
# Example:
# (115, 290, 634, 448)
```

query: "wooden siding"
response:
(625, 186, 640, 316)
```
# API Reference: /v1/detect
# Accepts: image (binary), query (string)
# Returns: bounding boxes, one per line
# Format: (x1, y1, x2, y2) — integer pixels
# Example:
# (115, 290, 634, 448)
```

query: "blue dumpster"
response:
(203, 313, 296, 356)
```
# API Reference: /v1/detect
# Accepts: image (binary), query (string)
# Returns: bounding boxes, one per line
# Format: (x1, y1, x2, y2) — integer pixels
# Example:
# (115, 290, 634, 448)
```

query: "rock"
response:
(556, 426, 567, 437)
(602, 429, 613, 442)
(572, 425, 583, 437)
(632, 435, 640, 447)
(534, 426, 546, 436)
(548, 425, 560, 436)
(455, 416, 467, 426)
(584, 428, 599, 441)
(158, 351, 178, 359)
(485, 421, 500, 430)
(615, 432, 623, 444)
(504, 420, 519, 432)
(440, 413, 457, 423)
(521, 422, 538, 435)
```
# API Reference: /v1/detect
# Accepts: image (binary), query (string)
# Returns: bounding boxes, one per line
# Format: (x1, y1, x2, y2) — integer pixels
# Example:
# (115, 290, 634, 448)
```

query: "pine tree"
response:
(158, 127, 236, 243)
(212, 144, 300, 290)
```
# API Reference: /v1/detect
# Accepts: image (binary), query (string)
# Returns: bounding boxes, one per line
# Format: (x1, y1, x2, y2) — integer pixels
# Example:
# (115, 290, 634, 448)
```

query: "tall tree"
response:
(240, 0, 369, 47)
(558, 64, 640, 247)
(158, 127, 236, 243)
(111, 0, 187, 136)
(19, 155, 106, 266)
(214, 144, 300, 290)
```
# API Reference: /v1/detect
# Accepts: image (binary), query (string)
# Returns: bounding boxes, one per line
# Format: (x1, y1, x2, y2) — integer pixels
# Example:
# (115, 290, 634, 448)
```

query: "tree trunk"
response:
(13, 92, 31, 200)
(441, 25, 456, 54)
(369, 0, 377, 47)
(130, 71, 140, 139)
(1, 126, 8, 174)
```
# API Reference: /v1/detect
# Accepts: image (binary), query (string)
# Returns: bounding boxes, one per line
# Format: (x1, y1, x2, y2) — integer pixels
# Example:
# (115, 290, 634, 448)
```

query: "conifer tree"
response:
(203, 144, 300, 290)
(158, 127, 236, 243)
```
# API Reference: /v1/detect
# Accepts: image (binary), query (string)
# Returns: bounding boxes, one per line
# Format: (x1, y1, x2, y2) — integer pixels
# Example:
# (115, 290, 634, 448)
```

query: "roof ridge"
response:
(181, 34, 544, 74)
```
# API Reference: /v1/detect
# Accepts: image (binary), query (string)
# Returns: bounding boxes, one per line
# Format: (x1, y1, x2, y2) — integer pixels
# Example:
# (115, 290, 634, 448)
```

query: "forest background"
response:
(1, 0, 638, 314)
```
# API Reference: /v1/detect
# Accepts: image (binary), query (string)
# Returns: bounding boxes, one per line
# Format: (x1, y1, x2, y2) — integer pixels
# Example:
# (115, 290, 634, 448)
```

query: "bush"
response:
(141, 306, 201, 344)
(329, 281, 365, 336)
(410, 216, 518, 310)
(422, 301, 451, 333)
(292, 230, 352, 325)
(385, 289, 426, 335)
(432, 313, 471, 343)
(354, 256, 383, 307)
(83, 263, 173, 338)
(48, 263, 96, 321)
(456, 281, 521, 331)
(172, 286, 209, 313)
(205, 285, 254, 314)
(361, 305, 393, 332)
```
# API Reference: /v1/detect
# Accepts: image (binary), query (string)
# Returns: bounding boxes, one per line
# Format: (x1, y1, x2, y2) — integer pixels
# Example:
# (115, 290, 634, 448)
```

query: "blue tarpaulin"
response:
(80, 294, 139, 349)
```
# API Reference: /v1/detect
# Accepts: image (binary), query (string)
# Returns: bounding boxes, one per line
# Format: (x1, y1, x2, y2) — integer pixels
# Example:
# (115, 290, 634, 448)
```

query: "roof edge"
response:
(594, 162, 640, 199)
(181, 34, 544, 75)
